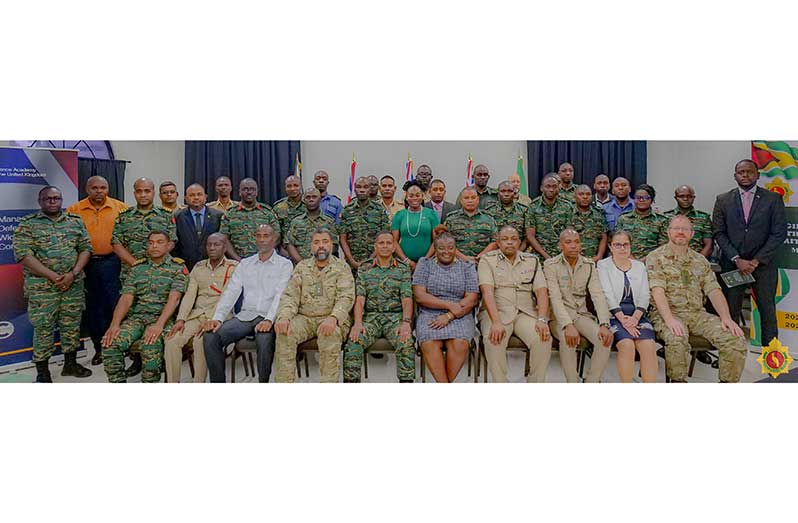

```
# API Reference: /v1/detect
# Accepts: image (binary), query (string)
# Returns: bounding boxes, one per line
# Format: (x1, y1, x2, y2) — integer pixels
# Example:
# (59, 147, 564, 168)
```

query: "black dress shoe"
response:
(370, 353, 385, 359)
(695, 351, 713, 365)
(91, 352, 103, 366)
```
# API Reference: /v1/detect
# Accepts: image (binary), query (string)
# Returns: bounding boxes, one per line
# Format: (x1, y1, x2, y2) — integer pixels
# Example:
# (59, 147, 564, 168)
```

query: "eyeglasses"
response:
(634, 195, 652, 201)
(611, 243, 630, 249)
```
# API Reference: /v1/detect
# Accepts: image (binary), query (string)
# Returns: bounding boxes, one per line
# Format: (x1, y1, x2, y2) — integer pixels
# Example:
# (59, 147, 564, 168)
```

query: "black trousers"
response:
(203, 317, 275, 383)
(83, 254, 122, 351)
(724, 264, 779, 347)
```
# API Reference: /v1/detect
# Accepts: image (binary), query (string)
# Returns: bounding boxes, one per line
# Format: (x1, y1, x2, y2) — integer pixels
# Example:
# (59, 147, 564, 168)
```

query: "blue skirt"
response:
(610, 301, 655, 342)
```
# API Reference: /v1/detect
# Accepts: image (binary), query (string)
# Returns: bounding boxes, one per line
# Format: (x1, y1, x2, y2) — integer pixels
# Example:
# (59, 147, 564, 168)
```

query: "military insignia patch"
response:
(757, 338, 793, 379)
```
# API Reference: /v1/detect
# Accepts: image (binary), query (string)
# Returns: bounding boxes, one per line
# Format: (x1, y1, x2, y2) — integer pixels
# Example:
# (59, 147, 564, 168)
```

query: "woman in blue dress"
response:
(597, 230, 659, 382)
(412, 231, 480, 383)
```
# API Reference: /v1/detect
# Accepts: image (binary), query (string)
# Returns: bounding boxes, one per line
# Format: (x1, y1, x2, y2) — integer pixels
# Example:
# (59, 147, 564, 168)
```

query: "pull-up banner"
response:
(0, 146, 79, 366)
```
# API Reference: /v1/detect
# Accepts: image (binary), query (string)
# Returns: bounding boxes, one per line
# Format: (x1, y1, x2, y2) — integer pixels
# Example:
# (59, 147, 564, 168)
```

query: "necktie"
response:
(742, 191, 753, 223)
(194, 211, 203, 235)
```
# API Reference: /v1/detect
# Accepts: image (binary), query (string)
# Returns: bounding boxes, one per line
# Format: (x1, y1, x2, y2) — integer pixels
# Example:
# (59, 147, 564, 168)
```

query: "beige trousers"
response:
(480, 313, 552, 382)
(163, 317, 208, 383)
(550, 316, 611, 383)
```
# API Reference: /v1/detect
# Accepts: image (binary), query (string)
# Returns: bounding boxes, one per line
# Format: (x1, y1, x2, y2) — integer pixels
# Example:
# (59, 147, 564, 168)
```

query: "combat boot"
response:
(35, 361, 52, 383)
(125, 353, 142, 378)
(62, 352, 93, 378)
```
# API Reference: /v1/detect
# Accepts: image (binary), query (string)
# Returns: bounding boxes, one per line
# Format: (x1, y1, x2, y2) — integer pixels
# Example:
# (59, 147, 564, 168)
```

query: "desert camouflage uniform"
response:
(661, 207, 712, 253)
(646, 243, 747, 382)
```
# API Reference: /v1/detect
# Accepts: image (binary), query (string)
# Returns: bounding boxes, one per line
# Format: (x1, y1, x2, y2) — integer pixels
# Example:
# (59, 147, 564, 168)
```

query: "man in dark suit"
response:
(424, 178, 456, 223)
(174, 183, 224, 270)
(712, 159, 787, 347)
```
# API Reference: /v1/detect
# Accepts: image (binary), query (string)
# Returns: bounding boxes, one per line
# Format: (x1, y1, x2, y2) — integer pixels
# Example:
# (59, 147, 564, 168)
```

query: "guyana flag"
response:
(516, 153, 528, 196)
(752, 141, 798, 180)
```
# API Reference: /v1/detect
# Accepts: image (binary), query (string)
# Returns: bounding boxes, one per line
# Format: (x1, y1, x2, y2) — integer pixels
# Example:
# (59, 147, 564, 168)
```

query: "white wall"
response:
(111, 141, 185, 206)
(301, 141, 526, 202)
(646, 141, 750, 213)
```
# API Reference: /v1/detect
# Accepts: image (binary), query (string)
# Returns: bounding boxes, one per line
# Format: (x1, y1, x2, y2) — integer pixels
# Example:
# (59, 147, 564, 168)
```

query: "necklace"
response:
(405, 208, 424, 238)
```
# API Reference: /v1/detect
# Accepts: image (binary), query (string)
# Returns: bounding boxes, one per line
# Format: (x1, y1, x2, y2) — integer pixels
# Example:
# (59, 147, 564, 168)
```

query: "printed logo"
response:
(758, 338, 793, 379)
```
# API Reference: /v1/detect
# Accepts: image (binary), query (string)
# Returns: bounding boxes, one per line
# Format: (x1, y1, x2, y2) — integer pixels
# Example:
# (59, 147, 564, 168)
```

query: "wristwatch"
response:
(401, 318, 412, 323)
(537, 317, 549, 324)
(599, 322, 610, 328)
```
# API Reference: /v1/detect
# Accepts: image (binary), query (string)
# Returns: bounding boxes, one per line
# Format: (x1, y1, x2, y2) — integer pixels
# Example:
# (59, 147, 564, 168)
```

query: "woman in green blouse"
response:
(392, 180, 440, 270)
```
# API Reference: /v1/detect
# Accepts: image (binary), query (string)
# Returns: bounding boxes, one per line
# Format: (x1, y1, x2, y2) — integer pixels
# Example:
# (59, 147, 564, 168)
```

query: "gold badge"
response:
(764, 177, 793, 205)
(757, 338, 793, 379)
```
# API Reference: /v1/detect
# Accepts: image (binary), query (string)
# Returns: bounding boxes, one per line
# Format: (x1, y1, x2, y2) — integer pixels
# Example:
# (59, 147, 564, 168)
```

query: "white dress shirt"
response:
(212, 251, 293, 323)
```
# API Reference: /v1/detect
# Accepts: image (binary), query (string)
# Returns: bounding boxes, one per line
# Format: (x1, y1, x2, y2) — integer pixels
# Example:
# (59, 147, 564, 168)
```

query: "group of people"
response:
(12, 158, 787, 383)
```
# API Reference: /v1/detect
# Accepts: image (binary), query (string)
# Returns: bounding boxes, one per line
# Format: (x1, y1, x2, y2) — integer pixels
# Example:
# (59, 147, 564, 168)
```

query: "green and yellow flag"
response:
(516, 153, 527, 196)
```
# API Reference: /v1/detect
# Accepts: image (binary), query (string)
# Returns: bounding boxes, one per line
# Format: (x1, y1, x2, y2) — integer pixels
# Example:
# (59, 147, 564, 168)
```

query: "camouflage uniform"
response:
(274, 256, 355, 382)
(111, 206, 177, 273)
(486, 201, 529, 242)
(456, 186, 499, 209)
(646, 243, 747, 382)
(558, 185, 576, 203)
(571, 205, 608, 258)
(272, 197, 305, 243)
(13, 211, 92, 362)
(343, 257, 414, 382)
(285, 212, 339, 260)
(339, 200, 389, 264)
(615, 211, 667, 261)
(443, 209, 498, 257)
(219, 202, 281, 258)
(525, 197, 574, 257)
(662, 207, 712, 253)
(103, 255, 188, 383)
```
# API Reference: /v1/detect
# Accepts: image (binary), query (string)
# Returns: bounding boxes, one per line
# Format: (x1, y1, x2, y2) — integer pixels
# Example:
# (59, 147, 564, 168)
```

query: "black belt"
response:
(90, 253, 118, 260)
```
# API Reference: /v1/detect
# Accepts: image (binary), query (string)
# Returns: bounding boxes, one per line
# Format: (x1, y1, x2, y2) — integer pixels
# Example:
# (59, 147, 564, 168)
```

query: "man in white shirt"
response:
(202, 224, 293, 382)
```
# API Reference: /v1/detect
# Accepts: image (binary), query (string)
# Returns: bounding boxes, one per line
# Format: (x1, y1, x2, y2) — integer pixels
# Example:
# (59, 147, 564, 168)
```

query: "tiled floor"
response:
(0, 340, 769, 383)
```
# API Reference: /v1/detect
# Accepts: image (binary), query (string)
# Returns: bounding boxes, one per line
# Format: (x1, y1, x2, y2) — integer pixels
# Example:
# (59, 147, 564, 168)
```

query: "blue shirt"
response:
(603, 197, 635, 231)
(191, 207, 207, 229)
(320, 193, 343, 223)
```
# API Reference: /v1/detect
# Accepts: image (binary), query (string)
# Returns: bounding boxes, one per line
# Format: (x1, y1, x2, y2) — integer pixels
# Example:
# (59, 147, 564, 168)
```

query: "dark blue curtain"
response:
(184, 141, 301, 204)
(78, 158, 127, 201)
(526, 141, 647, 197)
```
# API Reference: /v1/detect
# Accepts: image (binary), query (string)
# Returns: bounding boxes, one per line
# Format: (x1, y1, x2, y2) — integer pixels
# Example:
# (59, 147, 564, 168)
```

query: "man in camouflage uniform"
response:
(219, 177, 281, 260)
(366, 174, 380, 201)
(13, 186, 93, 382)
(112, 177, 177, 271)
(339, 176, 389, 270)
(207, 175, 239, 212)
(615, 184, 667, 261)
(525, 173, 574, 259)
(478, 226, 552, 382)
(343, 231, 414, 382)
(272, 175, 305, 244)
(101, 230, 188, 383)
(571, 184, 608, 261)
(456, 164, 498, 209)
(111, 177, 177, 377)
(444, 186, 498, 262)
(487, 181, 529, 251)
(662, 185, 713, 257)
(647, 215, 748, 382)
(285, 188, 338, 263)
(274, 228, 355, 382)
(557, 162, 577, 203)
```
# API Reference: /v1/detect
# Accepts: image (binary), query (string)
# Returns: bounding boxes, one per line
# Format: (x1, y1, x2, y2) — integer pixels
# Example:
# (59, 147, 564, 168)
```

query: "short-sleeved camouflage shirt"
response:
(525, 197, 574, 257)
(615, 210, 667, 261)
(339, 200, 389, 263)
(219, 202, 281, 258)
(661, 207, 712, 253)
(272, 197, 305, 240)
(111, 206, 177, 261)
(355, 257, 412, 313)
(121, 254, 189, 320)
(571, 205, 608, 258)
(13, 211, 92, 292)
(487, 201, 529, 241)
(443, 209, 498, 257)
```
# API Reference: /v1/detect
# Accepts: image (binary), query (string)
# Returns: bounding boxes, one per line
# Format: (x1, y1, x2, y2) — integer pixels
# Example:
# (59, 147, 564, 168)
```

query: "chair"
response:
(476, 334, 589, 383)
(231, 338, 257, 383)
(362, 338, 399, 380)
(418, 339, 478, 383)
(297, 338, 319, 378)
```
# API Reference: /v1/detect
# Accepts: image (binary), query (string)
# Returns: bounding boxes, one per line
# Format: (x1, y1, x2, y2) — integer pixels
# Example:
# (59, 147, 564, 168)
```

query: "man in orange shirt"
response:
(67, 175, 128, 365)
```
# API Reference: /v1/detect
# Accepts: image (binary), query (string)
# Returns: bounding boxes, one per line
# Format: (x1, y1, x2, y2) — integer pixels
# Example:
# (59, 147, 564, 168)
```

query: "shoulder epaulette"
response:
(483, 250, 500, 258)
(171, 257, 185, 264)
(132, 258, 146, 266)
